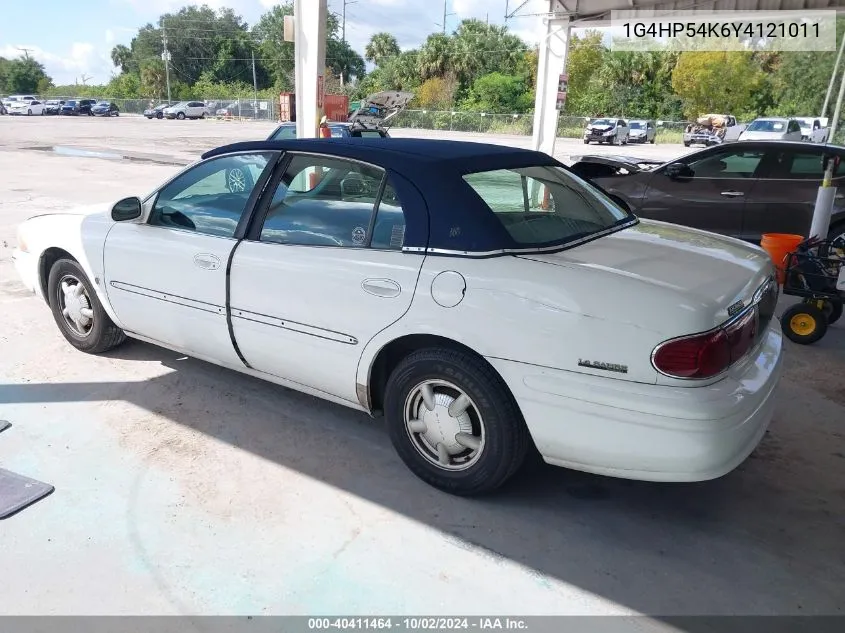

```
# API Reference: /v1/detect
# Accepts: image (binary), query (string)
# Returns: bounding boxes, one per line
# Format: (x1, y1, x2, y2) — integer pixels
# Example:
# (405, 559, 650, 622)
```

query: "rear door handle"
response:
(720, 191, 744, 197)
(362, 278, 401, 298)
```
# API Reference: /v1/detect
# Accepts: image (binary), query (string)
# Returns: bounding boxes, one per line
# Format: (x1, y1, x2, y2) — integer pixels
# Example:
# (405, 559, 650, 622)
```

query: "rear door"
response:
(639, 146, 766, 238)
(742, 146, 845, 240)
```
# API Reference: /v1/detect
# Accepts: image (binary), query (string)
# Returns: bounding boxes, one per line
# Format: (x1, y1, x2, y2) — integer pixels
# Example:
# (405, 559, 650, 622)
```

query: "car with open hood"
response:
(267, 91, 413, 140)
(12, 138, 783, 496)
(795, 117, 830, 143)
(569, 141, 845, 246)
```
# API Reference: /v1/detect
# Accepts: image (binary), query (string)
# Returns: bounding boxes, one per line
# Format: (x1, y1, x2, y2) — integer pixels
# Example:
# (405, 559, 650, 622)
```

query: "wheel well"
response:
(38, 247, 76, 302)
(367, 334, 502, 414)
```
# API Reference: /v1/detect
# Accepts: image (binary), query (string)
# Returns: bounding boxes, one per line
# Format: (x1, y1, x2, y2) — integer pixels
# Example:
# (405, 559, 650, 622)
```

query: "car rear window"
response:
(463, 166, 631, 247)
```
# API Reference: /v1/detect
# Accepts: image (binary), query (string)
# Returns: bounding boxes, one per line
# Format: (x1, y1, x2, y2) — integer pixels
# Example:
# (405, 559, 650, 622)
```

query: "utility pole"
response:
(437, 0, 455, 34)
(17, 47, 33, 60)
(341, 0, 358, 87)
(161, 29, 172, 104)
(252, 49, 258, 119)
(822, 30, 845, 119)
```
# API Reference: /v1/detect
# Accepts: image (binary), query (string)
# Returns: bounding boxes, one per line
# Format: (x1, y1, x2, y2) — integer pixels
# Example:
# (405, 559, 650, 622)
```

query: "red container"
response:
(279, 92, 295, 122)
(324, 94, 349, 122)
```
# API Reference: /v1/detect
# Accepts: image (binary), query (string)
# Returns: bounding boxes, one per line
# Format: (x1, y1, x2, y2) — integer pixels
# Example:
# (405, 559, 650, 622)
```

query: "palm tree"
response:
(364, 33, 400, 66)
(417, 33, 453, 80)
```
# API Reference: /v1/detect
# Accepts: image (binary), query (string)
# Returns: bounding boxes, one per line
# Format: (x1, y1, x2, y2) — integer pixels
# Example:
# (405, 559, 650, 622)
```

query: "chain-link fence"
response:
(100, 98, 278, 121)
(391, 110, 690, 143)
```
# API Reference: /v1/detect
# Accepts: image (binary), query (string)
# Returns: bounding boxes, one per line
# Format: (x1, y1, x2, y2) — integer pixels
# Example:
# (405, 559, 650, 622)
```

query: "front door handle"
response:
(193, 253, 221, 270)
(720, 191, 745, 197)
(362, 278, 401, 298)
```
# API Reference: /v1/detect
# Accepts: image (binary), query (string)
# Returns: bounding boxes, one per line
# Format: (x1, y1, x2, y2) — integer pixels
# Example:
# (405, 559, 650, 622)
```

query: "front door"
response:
(229, 152, 425, 404)
(103, 151, 276, 365)
(639, 146, 766, 238)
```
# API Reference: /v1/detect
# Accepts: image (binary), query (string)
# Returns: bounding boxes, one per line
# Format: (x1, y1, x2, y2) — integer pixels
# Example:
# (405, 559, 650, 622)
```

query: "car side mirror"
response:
(665, 162, 693, 180)
(111, 196, 142, 222)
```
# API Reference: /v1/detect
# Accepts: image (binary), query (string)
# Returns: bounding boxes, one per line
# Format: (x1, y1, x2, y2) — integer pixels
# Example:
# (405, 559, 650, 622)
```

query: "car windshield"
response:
(590, 119, 613, 126)
(747, 119, 786, 132)
(66, 100, 77, 106)
(629, 122, 644, 129)
(463, 165, 634, 249)
(97, 101, 109, 105)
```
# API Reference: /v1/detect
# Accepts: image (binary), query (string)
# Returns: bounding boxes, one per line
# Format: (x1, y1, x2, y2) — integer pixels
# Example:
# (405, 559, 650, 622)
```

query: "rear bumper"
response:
(488, 324, 784, 482)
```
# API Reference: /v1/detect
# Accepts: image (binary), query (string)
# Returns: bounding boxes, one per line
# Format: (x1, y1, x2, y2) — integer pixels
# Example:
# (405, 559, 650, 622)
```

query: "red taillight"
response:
(652, 308, 759, 380)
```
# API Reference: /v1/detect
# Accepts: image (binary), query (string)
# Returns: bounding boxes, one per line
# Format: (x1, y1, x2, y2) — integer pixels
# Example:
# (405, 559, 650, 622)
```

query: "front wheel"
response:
(47, 259, 126, 354)
(27, 109, 32, 116)
(583, 139, 590, 144)
(176, 112, 185, 120)
(781, 302, 828, 345)
(384, 348, 530, 496)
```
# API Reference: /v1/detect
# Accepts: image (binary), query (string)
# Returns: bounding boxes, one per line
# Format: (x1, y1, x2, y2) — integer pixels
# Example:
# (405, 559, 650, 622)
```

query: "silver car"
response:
(163, 101, 209, 120)
(738, 118, 803, 141)
(627, 120, 656, 144)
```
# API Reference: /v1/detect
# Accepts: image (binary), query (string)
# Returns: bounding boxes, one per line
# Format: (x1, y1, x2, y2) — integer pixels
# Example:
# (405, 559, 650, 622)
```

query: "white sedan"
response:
(8, 99, 45, 116)
(12, 138, 784, 495)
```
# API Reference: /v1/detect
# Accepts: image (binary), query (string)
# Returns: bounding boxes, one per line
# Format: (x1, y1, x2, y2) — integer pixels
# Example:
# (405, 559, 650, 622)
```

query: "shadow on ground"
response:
(2, 328, 844, 617)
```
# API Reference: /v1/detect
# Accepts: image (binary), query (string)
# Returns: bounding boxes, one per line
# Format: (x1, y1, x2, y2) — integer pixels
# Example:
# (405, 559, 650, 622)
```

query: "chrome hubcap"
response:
(58, 275, 94, 337)
(404, 380, 485, 471)
(227, 168, 247, 192)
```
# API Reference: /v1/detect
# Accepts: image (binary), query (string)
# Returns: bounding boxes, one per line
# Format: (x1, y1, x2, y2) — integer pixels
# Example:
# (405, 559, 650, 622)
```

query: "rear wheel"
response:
(47, 259, 126, 353)
(781, 302, 828, 345)
(384, 348, 530, 496)
(583, 139, 590, 144)
(27, 109, 32, 116)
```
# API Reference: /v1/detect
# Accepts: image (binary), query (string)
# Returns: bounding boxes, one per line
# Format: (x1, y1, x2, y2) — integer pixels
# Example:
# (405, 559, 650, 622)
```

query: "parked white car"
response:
(738, 118, 804, 141)
(627, 119, 656, 143)
(794, 117, 830, 143)
(8, 99, 45, 116)
(163, 101, 209, 120)
(11, 139, 784, 495)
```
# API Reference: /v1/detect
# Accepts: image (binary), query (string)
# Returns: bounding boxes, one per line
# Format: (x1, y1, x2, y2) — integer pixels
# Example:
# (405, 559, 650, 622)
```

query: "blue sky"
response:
(0, 0, 553, 85)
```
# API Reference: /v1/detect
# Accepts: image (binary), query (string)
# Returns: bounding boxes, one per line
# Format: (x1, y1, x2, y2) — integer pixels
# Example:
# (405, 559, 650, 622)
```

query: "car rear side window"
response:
(767, 151, 832, 180)
(259, 154, 405, 249)
(686, 149, 765, 178)
(463, 166, 629, 247)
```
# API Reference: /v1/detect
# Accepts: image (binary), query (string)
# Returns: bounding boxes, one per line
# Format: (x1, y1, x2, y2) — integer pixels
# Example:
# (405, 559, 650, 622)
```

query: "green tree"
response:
(417, 33, 453, 80)
(671, 51, 763, 119)
(364, 33, 400, 66)
(462, 72, 532, 113)
(450, 19, 527, 88)
(110, 45, 133, 74)
(416, 74, 458, 109)
(1, 57, 52, 94)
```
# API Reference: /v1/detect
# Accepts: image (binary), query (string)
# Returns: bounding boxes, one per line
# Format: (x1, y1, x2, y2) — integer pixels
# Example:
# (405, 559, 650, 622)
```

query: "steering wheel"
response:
(341, 174, 371, 198)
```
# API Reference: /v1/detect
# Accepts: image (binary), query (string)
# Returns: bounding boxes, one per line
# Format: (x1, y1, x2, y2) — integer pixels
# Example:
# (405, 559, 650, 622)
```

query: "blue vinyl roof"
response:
(202, 138, 568, 255)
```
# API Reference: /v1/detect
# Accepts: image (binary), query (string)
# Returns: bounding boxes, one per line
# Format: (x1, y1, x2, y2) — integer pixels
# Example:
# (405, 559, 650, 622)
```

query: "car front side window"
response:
(259, 154, 401, 248)
(684, 150, 766, 179)
(149, 153, 274, 238)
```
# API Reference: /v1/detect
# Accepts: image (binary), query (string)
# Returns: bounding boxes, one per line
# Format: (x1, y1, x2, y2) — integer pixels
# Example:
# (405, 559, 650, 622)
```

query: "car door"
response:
(229, 152, 425, 404)
(785, 120, 803, 141)
(188, 102, 204, 117)
(742, 147, 845, 240)
(30, 100, 44, 115)
(638, 146, 766, 238)
(103, 151, 277, 365)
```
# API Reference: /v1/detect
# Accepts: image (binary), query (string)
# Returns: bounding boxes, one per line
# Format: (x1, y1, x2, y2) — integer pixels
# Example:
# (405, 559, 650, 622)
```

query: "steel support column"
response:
(531, 2, 570, 156)
(294, 0, 327, 139)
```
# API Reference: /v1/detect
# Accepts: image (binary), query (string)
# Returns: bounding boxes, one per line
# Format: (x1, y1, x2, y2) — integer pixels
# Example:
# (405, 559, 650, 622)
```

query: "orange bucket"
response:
(760, 233, 804, 284)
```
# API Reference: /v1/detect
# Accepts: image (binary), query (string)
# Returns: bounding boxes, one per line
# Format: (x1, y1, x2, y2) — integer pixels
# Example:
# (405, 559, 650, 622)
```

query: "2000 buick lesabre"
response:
(12, 138, 783, 495)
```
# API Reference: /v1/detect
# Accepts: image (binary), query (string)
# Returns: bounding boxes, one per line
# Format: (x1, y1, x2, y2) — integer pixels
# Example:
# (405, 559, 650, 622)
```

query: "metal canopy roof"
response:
(545, 0, 845, 26)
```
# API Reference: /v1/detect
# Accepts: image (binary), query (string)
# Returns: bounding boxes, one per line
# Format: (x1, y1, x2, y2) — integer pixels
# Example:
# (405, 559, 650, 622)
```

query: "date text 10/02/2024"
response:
(308, 618, 528, 630)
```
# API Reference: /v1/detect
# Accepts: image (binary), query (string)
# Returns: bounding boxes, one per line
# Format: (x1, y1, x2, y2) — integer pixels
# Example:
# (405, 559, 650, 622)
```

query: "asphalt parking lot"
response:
(0, 115, 844, 617)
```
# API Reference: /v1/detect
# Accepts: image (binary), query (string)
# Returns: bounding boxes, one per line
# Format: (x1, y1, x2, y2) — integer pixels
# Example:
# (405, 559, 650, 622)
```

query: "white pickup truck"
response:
(795, 117, 830, 143)
(683, 114, 745, 147)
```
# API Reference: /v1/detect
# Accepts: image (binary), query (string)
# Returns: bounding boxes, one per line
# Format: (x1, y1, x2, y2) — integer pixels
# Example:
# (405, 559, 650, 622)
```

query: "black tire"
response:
(583, 139, 589, 144)
(157, 112, 163, 119)
(683, 142, 691, 147)
(384, 348, 530, 496)
(47, 259, 126, 354)
(650, 138, 655, 144)
(781, 302, 828, 345)
(176, 112, 185, 120)
(805, 297, 843, 325)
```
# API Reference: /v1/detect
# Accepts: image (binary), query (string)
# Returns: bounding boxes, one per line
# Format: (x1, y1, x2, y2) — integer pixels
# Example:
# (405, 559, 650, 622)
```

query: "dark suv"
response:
(61, 99, 97, 116)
